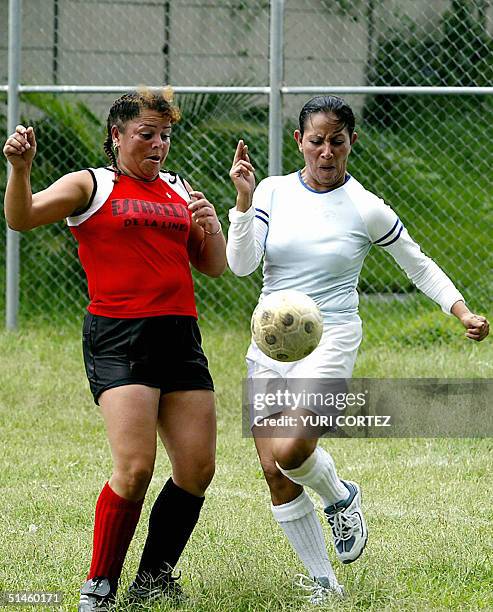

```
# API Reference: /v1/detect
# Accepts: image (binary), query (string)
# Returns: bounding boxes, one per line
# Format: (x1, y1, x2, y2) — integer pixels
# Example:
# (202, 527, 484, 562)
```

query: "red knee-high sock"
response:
(87, 482, 143, 583)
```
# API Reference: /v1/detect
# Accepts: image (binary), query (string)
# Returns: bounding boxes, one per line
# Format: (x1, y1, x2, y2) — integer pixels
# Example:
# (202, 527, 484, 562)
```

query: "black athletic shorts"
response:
(82, 313, 214, 404)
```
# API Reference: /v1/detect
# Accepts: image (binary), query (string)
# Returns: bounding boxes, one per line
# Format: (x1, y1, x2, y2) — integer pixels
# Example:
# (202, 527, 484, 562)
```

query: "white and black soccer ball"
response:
(251, 289, 323, 362)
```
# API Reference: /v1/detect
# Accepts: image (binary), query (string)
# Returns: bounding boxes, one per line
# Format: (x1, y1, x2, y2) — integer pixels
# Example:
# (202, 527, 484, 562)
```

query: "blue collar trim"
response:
(297, 170, 351, 194)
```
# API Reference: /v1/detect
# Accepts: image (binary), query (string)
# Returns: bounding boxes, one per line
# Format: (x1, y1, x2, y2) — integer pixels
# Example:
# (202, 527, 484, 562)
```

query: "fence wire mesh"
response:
(1, 0, 492, 348)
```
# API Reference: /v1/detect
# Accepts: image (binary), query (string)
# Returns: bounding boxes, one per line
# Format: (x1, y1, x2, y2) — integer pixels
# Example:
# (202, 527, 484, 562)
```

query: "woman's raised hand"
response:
(3, 125, 37, 168)
(230, 139, 256, 201)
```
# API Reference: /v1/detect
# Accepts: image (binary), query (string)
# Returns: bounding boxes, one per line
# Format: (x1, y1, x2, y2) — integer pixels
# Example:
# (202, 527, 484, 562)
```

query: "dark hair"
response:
(298, 95, 355, 138)
(104, 87, 181, 180)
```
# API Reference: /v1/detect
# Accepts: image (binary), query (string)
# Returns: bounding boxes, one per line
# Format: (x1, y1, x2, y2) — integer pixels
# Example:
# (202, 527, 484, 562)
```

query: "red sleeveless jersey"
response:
(67, 168, 197, 318)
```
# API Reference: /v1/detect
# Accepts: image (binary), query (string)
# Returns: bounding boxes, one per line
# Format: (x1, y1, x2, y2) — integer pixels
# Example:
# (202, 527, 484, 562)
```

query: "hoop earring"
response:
(112, 141, 118, 155)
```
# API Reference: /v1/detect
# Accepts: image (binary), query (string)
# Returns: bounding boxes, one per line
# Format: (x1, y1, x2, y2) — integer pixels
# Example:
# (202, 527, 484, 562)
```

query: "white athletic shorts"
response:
(246, 320, 363, 428)
(246, 320, 363, 379)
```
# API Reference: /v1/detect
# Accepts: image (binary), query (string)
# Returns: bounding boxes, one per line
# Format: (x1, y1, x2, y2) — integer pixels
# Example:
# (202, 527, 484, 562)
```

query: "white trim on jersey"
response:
(66, 168, 190, 227)
(66, 168, 113, 227)
(161, 171, 191, 202)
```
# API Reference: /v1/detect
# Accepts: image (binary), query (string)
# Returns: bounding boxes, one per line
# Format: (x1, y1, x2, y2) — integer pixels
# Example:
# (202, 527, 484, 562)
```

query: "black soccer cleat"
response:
(127, 569, 186, 605)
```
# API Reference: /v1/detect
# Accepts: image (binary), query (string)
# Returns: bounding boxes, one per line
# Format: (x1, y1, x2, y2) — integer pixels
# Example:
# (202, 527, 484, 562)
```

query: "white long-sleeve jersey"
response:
(227, 172, 464, 325)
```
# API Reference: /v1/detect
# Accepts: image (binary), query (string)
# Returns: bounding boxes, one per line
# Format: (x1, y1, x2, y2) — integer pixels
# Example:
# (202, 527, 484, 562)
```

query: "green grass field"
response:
(0, 323, 492, 611)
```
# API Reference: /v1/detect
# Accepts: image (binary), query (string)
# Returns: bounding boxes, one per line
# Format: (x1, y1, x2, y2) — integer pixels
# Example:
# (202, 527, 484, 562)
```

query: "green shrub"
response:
(364, 0, 493, 126)
(1, 91, 490, 332)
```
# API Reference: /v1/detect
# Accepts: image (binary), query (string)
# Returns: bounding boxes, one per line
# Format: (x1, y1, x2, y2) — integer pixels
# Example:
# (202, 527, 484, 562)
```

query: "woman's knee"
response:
(196, 458, 215, 491)
(112, 460, 154, 500)
(259, 459, 295, 497)
(174, 457, 215, 497)
(272, 438, 315, 470)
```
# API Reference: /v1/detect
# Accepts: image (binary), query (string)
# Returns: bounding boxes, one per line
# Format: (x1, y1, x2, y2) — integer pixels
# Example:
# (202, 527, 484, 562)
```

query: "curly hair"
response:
(103, 87, 181, 181)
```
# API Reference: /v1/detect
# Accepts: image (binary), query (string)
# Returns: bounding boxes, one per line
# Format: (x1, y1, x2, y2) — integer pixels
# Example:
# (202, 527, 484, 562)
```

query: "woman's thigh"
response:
(157, 390, 216, 496)
(99, 384, 161, 499)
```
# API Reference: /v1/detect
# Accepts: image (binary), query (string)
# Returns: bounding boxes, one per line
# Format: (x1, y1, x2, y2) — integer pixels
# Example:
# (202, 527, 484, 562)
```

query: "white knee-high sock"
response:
(271, 490, 337, 580)
(276, 446, 347, 507)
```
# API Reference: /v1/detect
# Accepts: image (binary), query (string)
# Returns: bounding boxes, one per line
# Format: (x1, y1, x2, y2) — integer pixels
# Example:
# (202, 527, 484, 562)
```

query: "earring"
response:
(112, 141, 118, 154)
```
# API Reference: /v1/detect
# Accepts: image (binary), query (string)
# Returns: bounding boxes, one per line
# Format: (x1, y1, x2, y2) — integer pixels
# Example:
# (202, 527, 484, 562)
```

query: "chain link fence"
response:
(1, 0, 492, 347)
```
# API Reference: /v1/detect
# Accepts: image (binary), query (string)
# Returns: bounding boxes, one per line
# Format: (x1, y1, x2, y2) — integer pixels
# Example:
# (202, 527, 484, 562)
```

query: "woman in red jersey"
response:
(3, 88, 226, 611)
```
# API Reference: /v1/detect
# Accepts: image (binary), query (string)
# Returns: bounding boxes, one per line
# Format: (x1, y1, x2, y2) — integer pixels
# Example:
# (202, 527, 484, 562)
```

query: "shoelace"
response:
(133, 565, 182, 597)
(79, 578, 110, 610)
(88, 577, 107, 593)
(160, 563, 182, 585)
(294, 574, 344, 602)
(330, 508, 360, 541)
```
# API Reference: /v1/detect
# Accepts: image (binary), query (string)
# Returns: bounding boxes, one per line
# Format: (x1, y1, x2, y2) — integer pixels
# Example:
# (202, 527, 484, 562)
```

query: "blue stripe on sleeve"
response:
(373, 218, 400, 244)
(255, 207, 269, 219)
(377, 224, 403, 247)
(255, 215, 269, 227)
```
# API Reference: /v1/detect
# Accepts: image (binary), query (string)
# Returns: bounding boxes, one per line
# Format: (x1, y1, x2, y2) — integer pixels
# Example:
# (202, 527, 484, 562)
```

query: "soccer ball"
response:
(251, 289, 323, 362)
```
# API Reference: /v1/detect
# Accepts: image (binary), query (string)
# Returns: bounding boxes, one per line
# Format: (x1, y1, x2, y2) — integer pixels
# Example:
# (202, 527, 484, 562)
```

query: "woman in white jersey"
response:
(227, 95, 489, 603)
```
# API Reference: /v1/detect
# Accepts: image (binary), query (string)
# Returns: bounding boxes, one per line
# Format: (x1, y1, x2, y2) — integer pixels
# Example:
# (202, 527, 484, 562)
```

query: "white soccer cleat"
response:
(324, 480, 368, 564)
(78, 578, 115, 611)
(295, 574, 345, 604)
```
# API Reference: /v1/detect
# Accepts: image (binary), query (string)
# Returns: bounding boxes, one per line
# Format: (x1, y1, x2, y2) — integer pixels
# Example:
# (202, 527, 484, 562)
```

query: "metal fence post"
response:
(6, 0, 22, 330)
(268, 0, 284, 176)
(0, 1, 490, 334)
